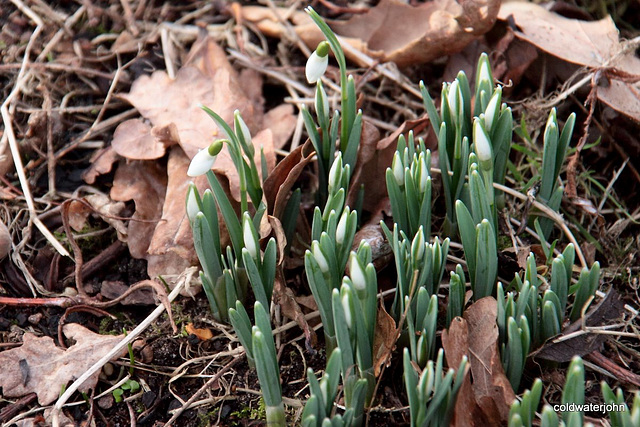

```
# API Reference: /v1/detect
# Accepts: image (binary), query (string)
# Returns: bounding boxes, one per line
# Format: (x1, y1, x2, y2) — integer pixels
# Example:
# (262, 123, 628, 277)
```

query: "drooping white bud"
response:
(187, 140, 224, 177)
(305, 41, 330, 84)
(243, 213, 258, 259)
(312, 241, 329, 273)
(349, 254, 367, 291)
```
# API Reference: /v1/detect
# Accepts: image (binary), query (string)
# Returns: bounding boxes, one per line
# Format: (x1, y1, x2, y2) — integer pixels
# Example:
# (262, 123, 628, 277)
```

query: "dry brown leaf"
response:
(263, 104, 297, 150)
(116, 35, 273, 200)
(0, 220, 10, 260)
(263, 140, 315, 219)
(373, 303, 397, 377)
(185, 323, 213, 341)
(111, 119, 167, 160)
(464, 297, 516, 425)
(243, 0, 500, 67)
(100, 280, 156, 305)
(110, 160, 166, 259)
(442, 317, 481, 427)
(0, 323, 127, 405)
(84, 194, 128, 239)
(498, 2, 640, 122)
(66, 200, 92, 232)
(147, 147, 196, 262)
(82, 146, 120, 185)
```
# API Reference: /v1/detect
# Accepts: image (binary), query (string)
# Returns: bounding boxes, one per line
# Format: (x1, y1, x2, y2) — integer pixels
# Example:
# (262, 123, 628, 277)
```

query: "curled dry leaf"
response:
(263, 140, 315, 219)
(243, 0, 500, 67)
(0, 323, 127, 405)
(82, 146, 120, 185)
(498, 2, 640, 122)
(463, 297, 516, 425)
(373, 303, 397, 377)
(110, 160, 166, 259)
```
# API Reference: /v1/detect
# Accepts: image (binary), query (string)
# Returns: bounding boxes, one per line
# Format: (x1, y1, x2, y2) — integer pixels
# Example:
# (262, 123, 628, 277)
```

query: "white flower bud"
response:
(392, 152, 404, 187)
(336, 208, 349, 245)
(349, 254, 367, 291)
(306, 41, 329, 84)
(341, 293, 352, 328)
(478, 56, 492, 87)
(186, 183, 199, 222)
(418, 154, 429, 194)
(473, 119, 492, 163)
(312, 241, 329, 273)
(187, 140, 223, 177)
(447, 80, 462, 118)
(328, 153, 342, 190)
(411, 229, 425, 262)
(243, 214, 258, 258)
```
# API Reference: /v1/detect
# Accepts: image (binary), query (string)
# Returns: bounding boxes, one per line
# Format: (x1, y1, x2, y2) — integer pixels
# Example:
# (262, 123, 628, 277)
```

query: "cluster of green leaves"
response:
(497, 245, 600, 390)
(510, 356, 640, 427)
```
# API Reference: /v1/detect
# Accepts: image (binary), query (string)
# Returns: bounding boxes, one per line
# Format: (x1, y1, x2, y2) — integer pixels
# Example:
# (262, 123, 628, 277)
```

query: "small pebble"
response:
(28, 313, 43, 324)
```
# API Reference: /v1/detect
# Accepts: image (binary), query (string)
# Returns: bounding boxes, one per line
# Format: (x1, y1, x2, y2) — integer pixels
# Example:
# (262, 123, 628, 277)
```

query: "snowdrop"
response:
(187, 140, 224, 177)
(306, 41, 330, 84)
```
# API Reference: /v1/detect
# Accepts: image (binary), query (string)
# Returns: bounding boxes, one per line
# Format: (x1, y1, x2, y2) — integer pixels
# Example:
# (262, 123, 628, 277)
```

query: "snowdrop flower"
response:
(349, 254, 367, 292)
(187, 140, 224, 177)
(312, 241, 329, 273)
(243, 213, 258, 258)
(473, 119, 492, 165)
(186, 183, 199, 222)
(306, 41, 330, 84)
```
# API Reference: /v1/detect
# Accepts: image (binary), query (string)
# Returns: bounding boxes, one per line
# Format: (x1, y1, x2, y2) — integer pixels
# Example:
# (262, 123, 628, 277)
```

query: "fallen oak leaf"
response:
(498, 2, 640, 122)
(243, 0, 500, 68)
(373, 303, 397, 377)
(0, 323, 127, 405)
(442, 317, 485, 427)
(464, 297, 516, 425)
